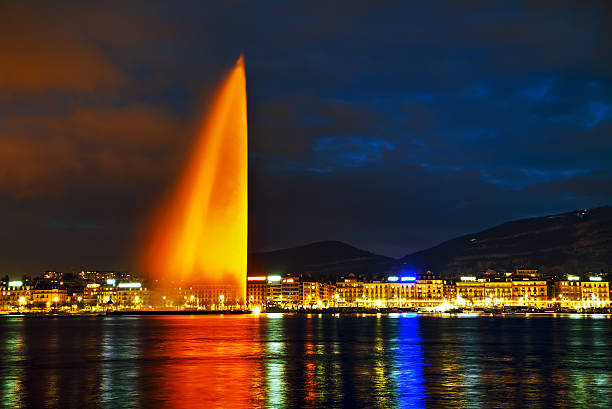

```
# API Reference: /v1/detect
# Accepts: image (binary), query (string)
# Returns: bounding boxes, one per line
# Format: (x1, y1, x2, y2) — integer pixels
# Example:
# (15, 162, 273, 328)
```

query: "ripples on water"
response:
(1, 314, 611, 408)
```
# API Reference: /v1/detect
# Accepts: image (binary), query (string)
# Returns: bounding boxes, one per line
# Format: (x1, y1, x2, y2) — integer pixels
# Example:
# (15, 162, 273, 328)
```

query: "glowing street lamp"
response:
(18, 296, 26, 311)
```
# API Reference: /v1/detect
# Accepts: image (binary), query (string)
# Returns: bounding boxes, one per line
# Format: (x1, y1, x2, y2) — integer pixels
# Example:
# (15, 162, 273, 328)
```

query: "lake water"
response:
(1, 314, 611, 408)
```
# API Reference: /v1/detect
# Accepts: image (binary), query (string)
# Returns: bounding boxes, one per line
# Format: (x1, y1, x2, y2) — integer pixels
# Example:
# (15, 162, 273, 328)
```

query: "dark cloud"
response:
(0, 3, 125, 95)
(0, 0, 611, 274)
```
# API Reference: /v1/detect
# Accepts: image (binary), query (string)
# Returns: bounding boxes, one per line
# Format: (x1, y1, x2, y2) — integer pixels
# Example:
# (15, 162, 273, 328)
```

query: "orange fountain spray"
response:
(144, 57, 247, 304)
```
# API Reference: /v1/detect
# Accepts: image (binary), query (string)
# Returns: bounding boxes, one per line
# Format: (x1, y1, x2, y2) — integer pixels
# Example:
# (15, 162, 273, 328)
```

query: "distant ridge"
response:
(398, 206, 612, 276)
(248, 206, 612, 279)
(248, 240, 392, 279)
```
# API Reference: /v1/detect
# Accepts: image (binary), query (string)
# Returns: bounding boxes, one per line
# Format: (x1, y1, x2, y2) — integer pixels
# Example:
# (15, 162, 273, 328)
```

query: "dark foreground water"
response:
(1, 314, 611, 409)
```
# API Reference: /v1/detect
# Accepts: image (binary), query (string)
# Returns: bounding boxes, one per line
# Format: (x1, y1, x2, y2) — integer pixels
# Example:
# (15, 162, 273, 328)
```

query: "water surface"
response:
(1, 314, 611, 408)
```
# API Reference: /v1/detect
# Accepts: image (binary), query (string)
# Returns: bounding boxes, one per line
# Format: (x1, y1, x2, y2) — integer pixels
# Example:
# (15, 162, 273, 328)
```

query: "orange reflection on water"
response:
(140, 316, 265, 408)
(143, 57, 248, 302)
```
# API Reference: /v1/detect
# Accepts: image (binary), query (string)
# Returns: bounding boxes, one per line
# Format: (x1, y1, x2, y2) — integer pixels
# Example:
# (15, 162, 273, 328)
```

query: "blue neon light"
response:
(401, 276, 416, 282)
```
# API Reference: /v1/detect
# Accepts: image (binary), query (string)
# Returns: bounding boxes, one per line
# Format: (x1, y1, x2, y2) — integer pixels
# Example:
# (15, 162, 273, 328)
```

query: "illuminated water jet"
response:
(144, 56, 247, 306)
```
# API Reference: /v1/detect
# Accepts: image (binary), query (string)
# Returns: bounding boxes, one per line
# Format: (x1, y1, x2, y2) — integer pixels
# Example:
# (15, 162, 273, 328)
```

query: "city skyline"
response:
(1, 3, 612, 408)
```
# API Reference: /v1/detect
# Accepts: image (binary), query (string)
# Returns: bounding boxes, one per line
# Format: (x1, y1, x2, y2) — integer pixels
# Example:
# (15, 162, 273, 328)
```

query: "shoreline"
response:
(2, 310, 612, 318)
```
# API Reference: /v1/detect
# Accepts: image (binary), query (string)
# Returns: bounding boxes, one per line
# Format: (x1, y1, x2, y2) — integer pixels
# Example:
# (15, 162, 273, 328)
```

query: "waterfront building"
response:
(0, 281, 32, 310)
(302, 281, 336, 307)
(246, 276, 267, 307)
(416, 277, 444, 300)
(98, 283, 117, 304)
(443, 279, 457, 301)
(244, 272, 610, 310)
(363, 281, 387, 304)
(553, 275, 582, 301)
(511, 278, 548, 302)
(336, 279, 364, 306)
(31, 287, 68, 309)
(484, 280, 512, 304)
(98, 281, 150, 309)
(190, 284, 236, 308)
(83, 283, 101, 308)
(360, 275, 444, 307)
(455, 277, 485, 303)
(266, 275, 282, 306)
(247, 274, 338, 308)
(580, 276, 609, 304)
(280, 277, 302, 307)
(456, 276, 548, 305)
(387, 281, 418, 306)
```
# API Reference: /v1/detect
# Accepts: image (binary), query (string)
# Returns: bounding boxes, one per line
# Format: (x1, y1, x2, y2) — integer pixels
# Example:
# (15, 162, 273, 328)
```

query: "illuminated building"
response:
(79, 270, 139, 283)
(456, 277, 548, 305)
(363, 281, 386, 304)
(247, 275, 337, 308)
(455, 278, 485, 303)
(31, 288, 68, 309)
(511, 279, 547, 302)
(246, 276, 267, 307)
(416, 277, 443, 300)
(98, 281, 150, 309)
(580, 277, 609, 303)
(0, 281, 32, 310)
(484, 280, 512, 301)
(360, 275, 444, 307)
(280, 277, 302, 307)
(43, 271, 63, 280)
(83, 283, 101, 307)
(266, 275, 282, 306)
(515, 268, 540, 278)
(302, 281, 336, 307)
(249, 272, 612, 310)
(387, 282, 418, 306)
(552, 275, 609, 306)
(553, 276, 582, 301)
(190, 284, 237, 308)
(443, 279, 457, 300)
(336, 279, 364, 305)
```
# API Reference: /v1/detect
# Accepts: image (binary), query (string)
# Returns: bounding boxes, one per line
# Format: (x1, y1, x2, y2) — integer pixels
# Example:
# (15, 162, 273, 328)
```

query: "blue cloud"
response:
(519, 78, 556, 102)
(586, 103, 612, 127)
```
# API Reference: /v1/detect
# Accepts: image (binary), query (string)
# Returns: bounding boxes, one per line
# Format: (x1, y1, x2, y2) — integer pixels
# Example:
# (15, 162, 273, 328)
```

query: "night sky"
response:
(1, 1, 611, 274)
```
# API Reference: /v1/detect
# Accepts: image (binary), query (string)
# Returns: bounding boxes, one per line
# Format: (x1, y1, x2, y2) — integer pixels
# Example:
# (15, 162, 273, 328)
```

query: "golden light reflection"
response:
(144, 56, 248, 303)
(136, 316, 263, 408)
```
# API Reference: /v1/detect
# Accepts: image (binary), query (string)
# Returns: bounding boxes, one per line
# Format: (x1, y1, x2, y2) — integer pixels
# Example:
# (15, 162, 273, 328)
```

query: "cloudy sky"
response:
(1, 1, 611, 273)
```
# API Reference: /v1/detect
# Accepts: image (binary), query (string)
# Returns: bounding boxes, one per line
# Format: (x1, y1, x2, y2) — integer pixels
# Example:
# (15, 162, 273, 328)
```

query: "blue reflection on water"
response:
(392, 315, 425, 408)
